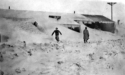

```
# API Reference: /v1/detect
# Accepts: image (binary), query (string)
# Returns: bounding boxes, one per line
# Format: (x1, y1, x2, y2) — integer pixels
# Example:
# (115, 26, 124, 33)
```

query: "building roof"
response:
(58, 17, 79, 25)
(74, 15, 92, 21)
(82, 14, 114, 23)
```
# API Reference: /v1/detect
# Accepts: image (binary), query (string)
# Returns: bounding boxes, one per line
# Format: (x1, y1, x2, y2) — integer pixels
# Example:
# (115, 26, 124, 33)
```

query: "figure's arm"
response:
(59, 31, 62, 35)
(83, 30, 85, 34)
(87, 30, 89, 37)
(52, 31, 55, 36)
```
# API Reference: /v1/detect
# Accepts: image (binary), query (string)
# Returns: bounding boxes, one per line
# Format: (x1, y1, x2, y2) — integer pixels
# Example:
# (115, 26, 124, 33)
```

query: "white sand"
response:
(0, 9, 125, 75)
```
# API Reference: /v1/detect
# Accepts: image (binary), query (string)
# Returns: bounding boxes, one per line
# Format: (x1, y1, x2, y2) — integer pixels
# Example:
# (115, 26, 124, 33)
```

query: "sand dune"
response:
(0, 9, 125, 75)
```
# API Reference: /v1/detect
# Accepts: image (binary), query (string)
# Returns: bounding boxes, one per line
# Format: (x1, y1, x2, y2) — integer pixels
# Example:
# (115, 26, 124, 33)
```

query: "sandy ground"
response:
(0, 9, 125, 75)
(1, 39, 125, 75)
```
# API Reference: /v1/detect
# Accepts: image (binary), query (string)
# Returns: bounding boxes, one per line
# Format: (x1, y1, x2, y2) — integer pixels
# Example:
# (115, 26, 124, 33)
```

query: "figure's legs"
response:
(84, 39, 88, 43)
(55, 36, 59, 42)
(84, 39, 86, 43)
(86, 40, 88, 43)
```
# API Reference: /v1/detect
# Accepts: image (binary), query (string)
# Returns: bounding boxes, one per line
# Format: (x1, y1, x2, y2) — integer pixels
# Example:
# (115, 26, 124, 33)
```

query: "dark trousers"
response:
(55, 36, 59, 42)
(84, 39, 88, 43)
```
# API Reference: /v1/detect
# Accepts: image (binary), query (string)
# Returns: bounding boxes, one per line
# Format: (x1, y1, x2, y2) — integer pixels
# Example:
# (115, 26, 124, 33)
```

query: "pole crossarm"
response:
(107, 2, 116, 6)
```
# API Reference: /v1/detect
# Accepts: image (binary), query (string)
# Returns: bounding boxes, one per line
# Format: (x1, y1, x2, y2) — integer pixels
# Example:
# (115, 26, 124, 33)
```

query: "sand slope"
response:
(0, 9, 125, 75)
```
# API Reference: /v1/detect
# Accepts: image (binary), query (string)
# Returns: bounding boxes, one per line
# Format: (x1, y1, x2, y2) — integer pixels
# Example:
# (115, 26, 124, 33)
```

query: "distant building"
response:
(49, 15, 61, 20)
(74, 11, 75, 14)
(8, 6, 10, 9)
(0, 34, 9, 43)
(117, 20, 120, 25)
(82, 14, 115, 33)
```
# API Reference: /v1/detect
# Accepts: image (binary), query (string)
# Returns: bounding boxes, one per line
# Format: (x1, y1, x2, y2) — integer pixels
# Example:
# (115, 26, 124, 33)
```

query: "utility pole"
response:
(0, 34, 2, 43)
(107, 2, 116, 21)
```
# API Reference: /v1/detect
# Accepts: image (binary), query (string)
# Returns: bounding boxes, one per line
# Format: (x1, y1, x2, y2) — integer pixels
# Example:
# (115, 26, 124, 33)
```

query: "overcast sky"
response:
(0, 0, 125, 21)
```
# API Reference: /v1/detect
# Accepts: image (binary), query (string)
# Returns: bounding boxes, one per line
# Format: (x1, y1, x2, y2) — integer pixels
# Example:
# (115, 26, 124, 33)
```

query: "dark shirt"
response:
(52, 30, 62, 36)
(83, 29, 89, 39)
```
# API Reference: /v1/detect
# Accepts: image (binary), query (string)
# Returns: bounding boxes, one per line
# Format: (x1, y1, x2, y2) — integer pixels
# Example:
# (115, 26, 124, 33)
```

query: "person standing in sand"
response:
(52, 27, 62, 42)
(83, 27, 89, 43)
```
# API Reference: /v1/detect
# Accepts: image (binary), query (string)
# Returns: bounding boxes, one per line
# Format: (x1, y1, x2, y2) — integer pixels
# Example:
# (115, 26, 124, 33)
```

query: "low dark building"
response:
(82, 14, 115, 33)
(0, 34, 9, 43)
(49, 15, 61, 20)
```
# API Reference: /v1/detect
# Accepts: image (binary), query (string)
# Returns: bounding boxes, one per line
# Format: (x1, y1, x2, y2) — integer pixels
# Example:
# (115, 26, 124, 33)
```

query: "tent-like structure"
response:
(82, 14, 115, 33)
